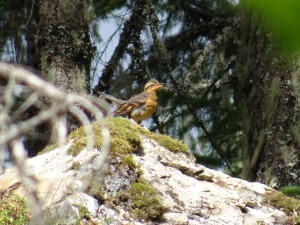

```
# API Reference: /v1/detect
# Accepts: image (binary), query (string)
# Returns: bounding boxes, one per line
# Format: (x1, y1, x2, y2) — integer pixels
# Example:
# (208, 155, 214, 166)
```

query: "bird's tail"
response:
(98, 92, 125, 107)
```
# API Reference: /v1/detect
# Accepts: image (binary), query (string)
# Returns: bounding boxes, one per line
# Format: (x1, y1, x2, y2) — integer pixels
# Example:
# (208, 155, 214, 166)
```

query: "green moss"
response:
(73, 206, 92, 225)
(67, 125, 90, 156)
(264, 191, 300, 212)
(141, 130, 190, 154)
(296, 216, 300, 225)
(280, 186, 300, 198)
(47, 118, 185, 222)
(42, 117, 189, 158)
(93, 189, 107, 204)
(123, 155, 138, 168)
(123, 155, 144, 175)
(79, 206, 90, 220)
(0, 192, 31, 225)
(107, 118, 142, 155)
(38, 143, 58, 155)
(129, 178, 163, 220)
(264, 191, 300, 223)
(69, 161, 81, 170)
(67, 117, 142, 157)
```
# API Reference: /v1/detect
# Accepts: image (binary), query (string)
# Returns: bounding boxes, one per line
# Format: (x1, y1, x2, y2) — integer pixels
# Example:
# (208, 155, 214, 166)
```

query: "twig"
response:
(93, 0, 150, 93)
(0, 62, 111, 223)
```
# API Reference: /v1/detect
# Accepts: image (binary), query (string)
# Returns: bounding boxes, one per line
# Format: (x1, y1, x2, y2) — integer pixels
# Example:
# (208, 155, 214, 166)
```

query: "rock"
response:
(162, 212, 188, 224)
(0, 124, 289, 225)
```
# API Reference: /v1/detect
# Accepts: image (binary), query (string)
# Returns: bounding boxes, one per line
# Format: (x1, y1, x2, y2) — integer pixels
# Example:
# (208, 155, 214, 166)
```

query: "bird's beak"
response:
(158, 82, 164, 89)
(153, 83, 163, 91)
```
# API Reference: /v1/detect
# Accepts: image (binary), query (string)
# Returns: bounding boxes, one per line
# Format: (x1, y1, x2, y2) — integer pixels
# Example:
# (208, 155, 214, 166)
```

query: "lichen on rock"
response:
(0, 117, 294, 224)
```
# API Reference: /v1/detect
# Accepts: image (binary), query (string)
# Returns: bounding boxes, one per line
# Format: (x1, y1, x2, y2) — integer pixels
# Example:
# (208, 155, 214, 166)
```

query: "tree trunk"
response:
(39, 0, 94, 93)
(24, 0, 94, 156)
(238, 3, 300, 188)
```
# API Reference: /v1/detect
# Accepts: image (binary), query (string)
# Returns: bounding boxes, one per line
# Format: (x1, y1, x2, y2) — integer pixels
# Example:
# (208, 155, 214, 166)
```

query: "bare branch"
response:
(0, 62, 111, 223)
(93, 0, 151, 93)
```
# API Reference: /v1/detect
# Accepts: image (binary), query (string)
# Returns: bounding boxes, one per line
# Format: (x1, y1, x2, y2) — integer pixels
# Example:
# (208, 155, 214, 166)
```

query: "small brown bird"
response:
(99, 79, 163, 124)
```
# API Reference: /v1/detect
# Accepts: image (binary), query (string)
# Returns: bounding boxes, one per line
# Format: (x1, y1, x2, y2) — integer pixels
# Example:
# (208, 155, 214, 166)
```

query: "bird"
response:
(99, 79, 163, 124)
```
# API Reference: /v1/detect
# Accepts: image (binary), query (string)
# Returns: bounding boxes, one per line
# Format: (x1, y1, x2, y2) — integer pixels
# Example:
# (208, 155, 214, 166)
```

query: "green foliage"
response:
(0, 0, 260, 174)
(0, 192, 30, 225)
(94, 0, 241, 172)
(0, 0, 243, 173)
(280, 186, 300, 199)
(0, 0, 11, 11)
(0, 0, 32, 59)
(248, 0, 300, 54)
(92, 0, 127, 18)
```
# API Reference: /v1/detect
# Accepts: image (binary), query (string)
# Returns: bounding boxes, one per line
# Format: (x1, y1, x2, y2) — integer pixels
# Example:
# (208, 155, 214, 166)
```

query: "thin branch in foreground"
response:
(0, 62, 111, 223)
(10, 140, 45, 225)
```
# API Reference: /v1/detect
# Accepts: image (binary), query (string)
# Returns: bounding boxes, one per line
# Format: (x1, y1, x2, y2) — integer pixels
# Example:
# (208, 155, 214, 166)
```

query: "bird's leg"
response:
(129, 118, 149, 130)
(129, 118, 138, 125)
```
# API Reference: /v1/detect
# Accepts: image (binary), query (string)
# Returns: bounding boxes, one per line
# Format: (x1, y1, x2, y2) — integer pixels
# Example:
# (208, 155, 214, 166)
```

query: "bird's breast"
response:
(130, 95, 158, 121)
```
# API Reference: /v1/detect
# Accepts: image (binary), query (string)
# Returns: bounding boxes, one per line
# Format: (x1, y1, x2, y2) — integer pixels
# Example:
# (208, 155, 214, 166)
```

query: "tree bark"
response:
(238, 3, 300, 188)
(24, 0, 94, 156)
(39, 0, 94, 93)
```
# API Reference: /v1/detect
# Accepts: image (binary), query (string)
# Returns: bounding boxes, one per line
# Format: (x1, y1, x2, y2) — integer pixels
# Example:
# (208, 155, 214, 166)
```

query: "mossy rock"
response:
(0, 192, 31, 225)
(263, 191, 300, 223)
(67, 117, 142, 157)
(141, 129, 190, 154)
(129, 178, 163, 220)
(123, 155, 144, 175)
(38, 143, 58, 155)
(38, 117, 190, 223)
(264, 191, 300, 213)
(79, 206, 90, 220)
(54, 117, 190, 157)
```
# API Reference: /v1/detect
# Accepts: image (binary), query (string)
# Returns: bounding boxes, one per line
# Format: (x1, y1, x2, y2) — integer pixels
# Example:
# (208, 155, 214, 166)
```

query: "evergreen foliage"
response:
(0, 0, 247, 174)
(0, 0, 299, 184)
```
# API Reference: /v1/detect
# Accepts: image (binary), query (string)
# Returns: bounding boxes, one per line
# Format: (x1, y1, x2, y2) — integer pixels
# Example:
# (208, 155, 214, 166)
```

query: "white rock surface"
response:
(0, 136, 288, 224)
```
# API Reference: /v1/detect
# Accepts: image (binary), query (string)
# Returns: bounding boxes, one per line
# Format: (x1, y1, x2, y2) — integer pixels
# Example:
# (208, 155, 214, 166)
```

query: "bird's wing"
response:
(114, 92, 148, 116)
(98, 92, 126, 106)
